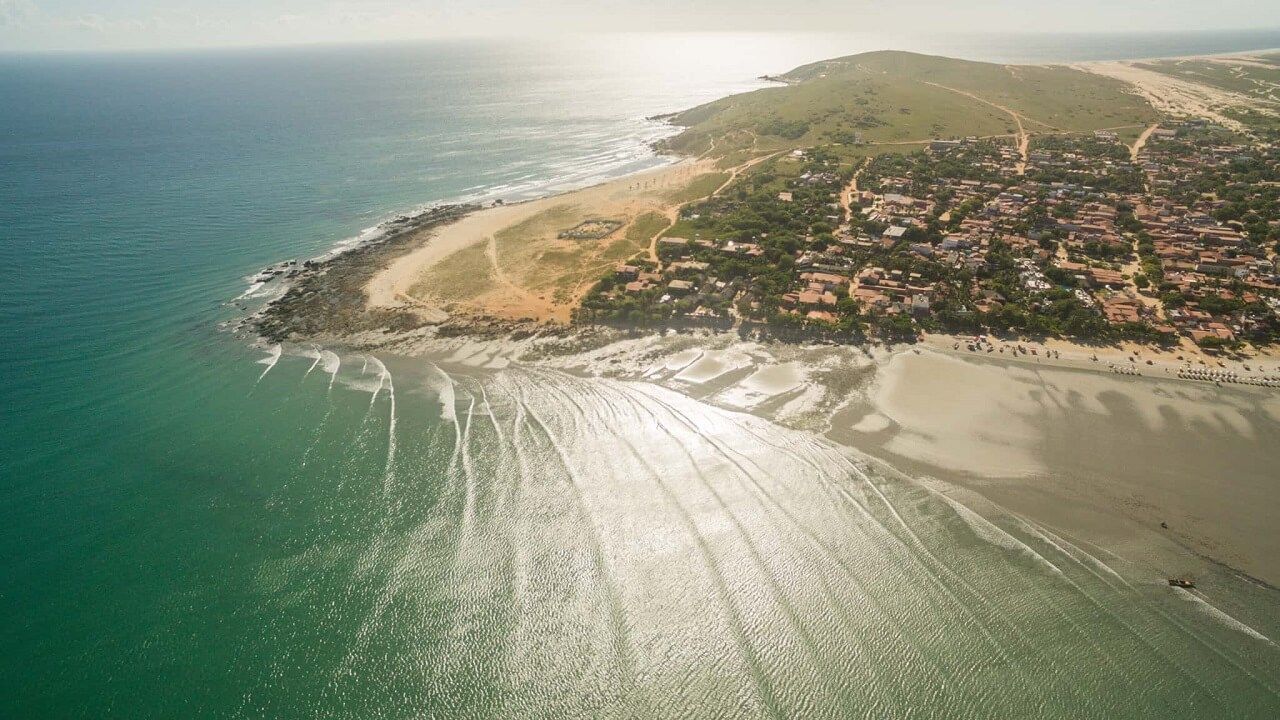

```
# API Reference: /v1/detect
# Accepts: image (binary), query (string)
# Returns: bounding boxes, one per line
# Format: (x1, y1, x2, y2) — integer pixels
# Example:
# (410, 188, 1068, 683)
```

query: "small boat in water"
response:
(1168, 577, 1196, 589)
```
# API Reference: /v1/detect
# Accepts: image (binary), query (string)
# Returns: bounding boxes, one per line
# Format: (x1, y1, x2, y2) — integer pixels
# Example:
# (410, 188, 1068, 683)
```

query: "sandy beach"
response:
(831, 344, 1280, 587)
(366, 158, 719, 324)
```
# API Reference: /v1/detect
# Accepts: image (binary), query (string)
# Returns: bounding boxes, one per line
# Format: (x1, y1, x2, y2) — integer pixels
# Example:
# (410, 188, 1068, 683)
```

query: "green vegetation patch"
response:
(602, 212, 668, 264)
(663, 172, 730, 204)
(414, 241, 494, 304)
(659, 51, 1157, 159)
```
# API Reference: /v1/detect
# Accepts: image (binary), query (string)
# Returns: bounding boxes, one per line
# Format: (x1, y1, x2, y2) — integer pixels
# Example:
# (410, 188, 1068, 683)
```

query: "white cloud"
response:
(0, 0, 41, 29)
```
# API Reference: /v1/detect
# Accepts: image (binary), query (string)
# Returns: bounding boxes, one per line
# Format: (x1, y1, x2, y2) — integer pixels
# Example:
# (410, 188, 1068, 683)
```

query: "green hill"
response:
(659, 51, 1157, 157)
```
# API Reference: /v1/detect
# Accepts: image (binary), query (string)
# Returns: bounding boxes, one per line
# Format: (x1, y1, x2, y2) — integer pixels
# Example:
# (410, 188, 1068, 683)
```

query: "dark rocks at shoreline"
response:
(253, 204, 479, 343)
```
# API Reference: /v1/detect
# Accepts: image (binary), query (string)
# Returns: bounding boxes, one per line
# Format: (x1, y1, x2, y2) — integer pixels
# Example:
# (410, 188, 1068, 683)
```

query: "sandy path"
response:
(643, 150, 782, 263)
(1129, 123, 1159, 161)
(840, 157, 869, 222)
(484, 234, 541, 312)
(367, 200, 549, 311)
(921, 81, 1037, 174)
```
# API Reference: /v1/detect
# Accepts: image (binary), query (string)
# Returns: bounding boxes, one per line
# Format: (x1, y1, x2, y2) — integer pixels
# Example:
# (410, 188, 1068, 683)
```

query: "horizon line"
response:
(3, 26, 1280, 57)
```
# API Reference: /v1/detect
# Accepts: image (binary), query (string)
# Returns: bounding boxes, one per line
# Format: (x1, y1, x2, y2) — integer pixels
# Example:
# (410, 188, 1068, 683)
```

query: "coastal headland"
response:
(245, 47, 1280, 584)
(253, 49, 1280, 371)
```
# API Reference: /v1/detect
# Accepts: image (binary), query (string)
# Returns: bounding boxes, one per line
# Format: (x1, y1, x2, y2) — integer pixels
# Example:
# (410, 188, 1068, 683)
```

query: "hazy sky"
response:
(2, 0, 1278, 52)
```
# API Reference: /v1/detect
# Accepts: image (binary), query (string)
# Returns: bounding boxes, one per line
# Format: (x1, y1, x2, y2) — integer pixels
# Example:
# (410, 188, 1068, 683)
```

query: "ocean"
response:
(3, 32, 1280, 718)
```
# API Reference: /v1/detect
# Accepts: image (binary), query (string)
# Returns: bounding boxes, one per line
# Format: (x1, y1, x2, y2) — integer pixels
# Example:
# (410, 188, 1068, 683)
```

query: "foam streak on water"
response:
(248, 359, 1280, 719)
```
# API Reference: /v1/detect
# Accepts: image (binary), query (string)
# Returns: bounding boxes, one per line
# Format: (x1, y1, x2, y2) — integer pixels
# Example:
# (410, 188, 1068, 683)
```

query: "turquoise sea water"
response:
(3, 32, 1280, 718)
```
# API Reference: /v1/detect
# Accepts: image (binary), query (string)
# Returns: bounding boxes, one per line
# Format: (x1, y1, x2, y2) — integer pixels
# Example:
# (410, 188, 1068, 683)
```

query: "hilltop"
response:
(659, 51, 1159, 158)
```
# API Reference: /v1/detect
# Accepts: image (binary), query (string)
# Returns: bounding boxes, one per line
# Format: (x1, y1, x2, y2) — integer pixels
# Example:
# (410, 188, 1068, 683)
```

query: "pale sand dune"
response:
(1200, 55, 1280, 71)
(1075, 61, 1264, 132)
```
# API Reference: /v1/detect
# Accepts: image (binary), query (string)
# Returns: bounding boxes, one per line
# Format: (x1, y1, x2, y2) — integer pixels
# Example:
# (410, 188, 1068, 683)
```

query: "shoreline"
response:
(330, 324, 1280, 588)
(238, 42, 1280, 587)
(241, 45, 1280, 355)
(1066, 46, 1280, 66)
(830, 342, 1280, 587)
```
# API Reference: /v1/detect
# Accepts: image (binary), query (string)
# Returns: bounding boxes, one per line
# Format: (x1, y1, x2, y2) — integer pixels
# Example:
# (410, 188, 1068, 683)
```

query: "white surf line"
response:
(233, 281, 265, 301)
(932, 482, 1227, 699)
(368, 358, 385, 407)
(930, 500, 1062, 577)
(425, 362, 458, 424)
(582, 372, 1073, 701)
(763, 434, 1101, 688)
(321, 351, 340, 392)
(458, 384, 478, 533)
(369, 357, 397, 493)
(617, 376, 1048, 680)
(971, 500, 1276, 692)
(1180, 590, 1276, 645)
(918, 477, 1225, 699)
(298, 399, 337, 470)
(473, 380, 515, 510)
(255, 343, 282, 383)
(475, 382, 505, 445)
(426, 363, 466, 501)
(1015, 516, 1131, 588)
(1029, 518, 1277, 687)
(301, 345, 322, 380)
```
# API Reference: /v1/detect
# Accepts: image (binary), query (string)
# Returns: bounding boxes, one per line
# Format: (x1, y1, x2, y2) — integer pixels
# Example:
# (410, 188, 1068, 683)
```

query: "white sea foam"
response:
(320, 350, 341, 391)
(232, 114, 681, 309)
(1179, 590, 1275, 644)
(255, 344, 282, 383)
(235, 281, 266, 300)
(301, 346, 322, 379)
(426, 363, 458, 423)
(933, 488, 1065, 576)
(364, 356, 397, 489)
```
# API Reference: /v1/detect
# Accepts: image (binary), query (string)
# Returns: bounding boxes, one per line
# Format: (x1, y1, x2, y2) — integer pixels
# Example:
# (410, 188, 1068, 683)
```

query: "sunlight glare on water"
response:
(226, 352, 1280, 718)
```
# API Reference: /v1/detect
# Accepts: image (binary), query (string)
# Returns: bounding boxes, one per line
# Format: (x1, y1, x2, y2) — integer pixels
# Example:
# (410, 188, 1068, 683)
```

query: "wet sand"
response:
(386, 326, 1280, 587)
(833, 346, 1280, 587)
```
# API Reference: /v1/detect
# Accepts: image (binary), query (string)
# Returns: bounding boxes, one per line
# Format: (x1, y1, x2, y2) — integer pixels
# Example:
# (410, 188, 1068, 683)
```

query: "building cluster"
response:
(581, 125, 1280, 347)
(1130, 126, 1280, 344)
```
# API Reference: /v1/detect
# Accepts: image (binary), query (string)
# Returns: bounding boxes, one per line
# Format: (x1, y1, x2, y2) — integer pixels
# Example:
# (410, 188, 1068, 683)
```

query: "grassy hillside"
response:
(660, 51, 1157, 156)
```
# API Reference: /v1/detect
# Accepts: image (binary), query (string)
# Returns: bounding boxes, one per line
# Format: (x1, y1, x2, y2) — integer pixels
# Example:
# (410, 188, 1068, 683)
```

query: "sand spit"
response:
(366, 158, 715, 324)
(249, 204, 479, 343)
